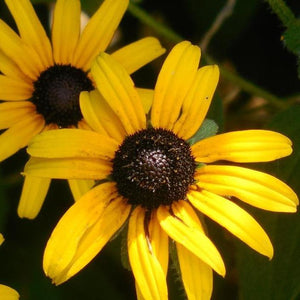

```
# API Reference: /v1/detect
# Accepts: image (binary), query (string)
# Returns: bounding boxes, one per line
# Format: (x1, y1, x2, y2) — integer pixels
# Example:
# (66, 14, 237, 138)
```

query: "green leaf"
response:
(237, 105, 300, 300)
(187, 119, 219, 145)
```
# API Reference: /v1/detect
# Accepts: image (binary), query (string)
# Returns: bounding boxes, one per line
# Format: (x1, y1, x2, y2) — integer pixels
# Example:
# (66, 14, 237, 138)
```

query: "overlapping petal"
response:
(157, 201, 225, 276)
(0, 101, 35, 129)
(0, 20, 43, 80)
(91, 52, 146, 134)
(0, 114, 44, 162)
(137, 88, 154, 114)
(176, 243, 213, 300)
(4, 0, 53, 69)
(0, 50, 29, 81)
(173, 65, 219, 140)
(188, 189, 274, 258)
(80, 90, 126, 143)
(0, 75, 33, 101)
(72, 0, 128, 70)
(27, 129, 118, 160)
(128, 206, 168, 300)
(192, 130, 292, 163)
(151, 41, 200, 129)
(18, 176, 51, 219)
(44, 182, 130, 284)
(24, 157, 111, 180)
(52, 0, 80, 64)
(111, 37, 166, 75)
(195, 165, 298, 212)
(68, 179, 95, 202)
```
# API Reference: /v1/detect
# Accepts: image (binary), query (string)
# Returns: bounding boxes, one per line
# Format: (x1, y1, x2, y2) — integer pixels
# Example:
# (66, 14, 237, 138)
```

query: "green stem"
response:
(265, 0, 295, 28)
(128, 2, 182, 43)
(128, 2, 288, 110)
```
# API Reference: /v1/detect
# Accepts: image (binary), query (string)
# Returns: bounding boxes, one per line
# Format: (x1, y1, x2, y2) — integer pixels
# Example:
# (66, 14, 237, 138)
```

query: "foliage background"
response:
(0, 0, 299, 299)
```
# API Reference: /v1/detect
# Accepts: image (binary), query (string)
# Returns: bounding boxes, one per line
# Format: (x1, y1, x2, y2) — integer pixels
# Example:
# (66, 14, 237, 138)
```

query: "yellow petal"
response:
(52, 0, 80, 64)
(151, 41, 201, 129)
(0, 101, 35, 129)
(195, 165, 298, 212)
(44, 182, 130, 284)
(188, 189, 274, 258)
(72, 0, 128, 70)
(173, 65, 220, 139)
(4, 0, 53, 69)
(91, 52, 146, 135)
(0, 75, 33, 100)
(111, 37, 166, 75)
(192, 130, 293, 163)
(176, 243, 213, 300)
(0, 113, 44, 162)
(148, 211, 169, 275)
(0, 233, 4, 246)
(157, 201, 225, 276)
(80, 90, 126, 143)
(0, 49, 30, 81)
(18, 175, 51, 219)
(68, 179, 95, 201)
(128, 206, 168, 300)
(27, 128, 118, 160)
(137, 88, 154, 114)
(24, 157, 111, 180)
(0, 284, 19, 300)
(0, 20, 44, 80)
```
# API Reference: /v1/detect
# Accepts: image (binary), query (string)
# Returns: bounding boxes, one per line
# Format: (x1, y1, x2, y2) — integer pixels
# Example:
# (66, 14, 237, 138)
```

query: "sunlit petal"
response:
(111, 37, 165, 75)
(24, 157, 111, 180)
(52, 0, 80, 64)
(5, 0, 53, 68)
(195, 165, 298, 211)
(80, 90, 126, 143)
(192, 130, 292, 163)
(27, 128, 118, 160)
(151, 41, 200, 129)
(188, 189, 274, 258)
(173, 65, 219, 140)
(157, 201, 225, 276)
(0, 101, 35, 129)
(44, 183, 129, 284)
(91, 52, 146, 134)
(0, 113, 44, 162)
(176, 243, 213, 300)
(128, 206, 168, 300)
(72, 0, 128, 70)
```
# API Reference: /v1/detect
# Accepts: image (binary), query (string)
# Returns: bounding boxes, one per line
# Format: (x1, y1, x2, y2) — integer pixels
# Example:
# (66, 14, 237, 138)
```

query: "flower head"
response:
(0, 0, 165, 219)
(25, 41, 298, 299)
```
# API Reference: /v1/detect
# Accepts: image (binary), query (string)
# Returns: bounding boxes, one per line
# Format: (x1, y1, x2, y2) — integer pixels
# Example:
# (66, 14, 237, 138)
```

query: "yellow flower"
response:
(0, 0, 165, 219)
(0, 235, 20, 300)
(25, 41, 298, 300)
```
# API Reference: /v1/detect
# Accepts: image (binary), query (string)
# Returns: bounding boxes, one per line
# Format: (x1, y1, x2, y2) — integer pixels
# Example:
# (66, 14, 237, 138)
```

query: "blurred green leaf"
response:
(188, 119, 219, 145)
(237, 105, 300, 300)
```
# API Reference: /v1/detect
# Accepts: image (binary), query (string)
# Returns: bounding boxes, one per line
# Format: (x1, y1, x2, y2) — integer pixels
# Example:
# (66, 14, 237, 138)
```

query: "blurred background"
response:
(0, 0, 299, 299)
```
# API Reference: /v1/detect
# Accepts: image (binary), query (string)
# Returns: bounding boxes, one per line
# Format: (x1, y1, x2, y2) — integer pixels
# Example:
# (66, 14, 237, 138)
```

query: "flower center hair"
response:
(31, 64, 94, 127)
(112, 128, 196, 209)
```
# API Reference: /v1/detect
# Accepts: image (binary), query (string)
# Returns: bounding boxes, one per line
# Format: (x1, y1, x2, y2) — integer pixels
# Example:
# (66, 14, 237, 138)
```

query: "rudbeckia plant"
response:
(24, 41, 298, 300)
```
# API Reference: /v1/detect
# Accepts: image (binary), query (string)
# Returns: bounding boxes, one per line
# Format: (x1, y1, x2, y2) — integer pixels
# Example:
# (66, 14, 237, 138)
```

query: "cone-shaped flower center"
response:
(112, 128, 196, 209)
(32, 64, 93, 127)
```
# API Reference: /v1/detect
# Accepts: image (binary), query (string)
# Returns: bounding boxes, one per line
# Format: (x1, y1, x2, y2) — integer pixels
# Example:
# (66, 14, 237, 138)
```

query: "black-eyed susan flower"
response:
(25, 41, 298, 300)
(0, 234, 20, 300)
(0, 0, 165, 219)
